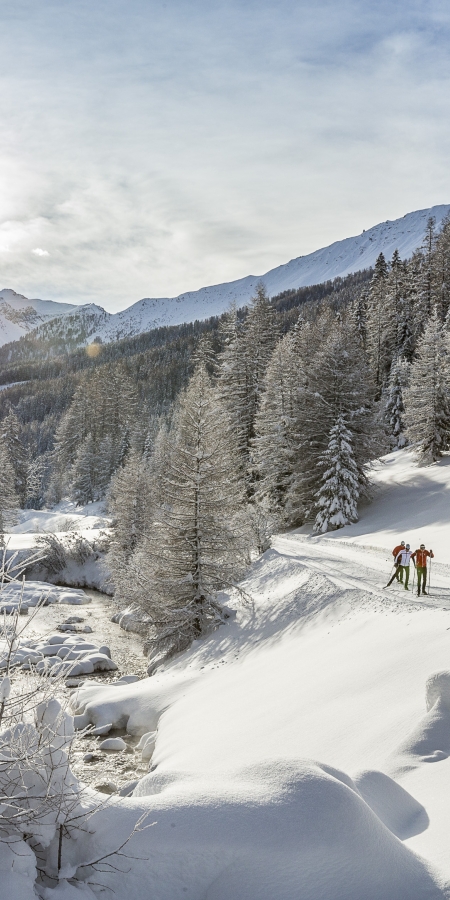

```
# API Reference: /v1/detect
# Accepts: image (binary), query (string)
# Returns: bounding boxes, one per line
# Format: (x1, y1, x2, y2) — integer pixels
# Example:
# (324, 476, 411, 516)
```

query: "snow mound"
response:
(0, 630, 118, 677)
(427, 672, 450, 711)
(0, 581, 91, 613)
(126, 760, 446, 900)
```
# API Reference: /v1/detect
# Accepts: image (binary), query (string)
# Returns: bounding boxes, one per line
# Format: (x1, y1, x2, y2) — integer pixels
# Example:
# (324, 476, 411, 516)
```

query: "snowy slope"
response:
(65, 449, 450, 899)
(0, 288, 76, 345)
(5, 203, 449, 353)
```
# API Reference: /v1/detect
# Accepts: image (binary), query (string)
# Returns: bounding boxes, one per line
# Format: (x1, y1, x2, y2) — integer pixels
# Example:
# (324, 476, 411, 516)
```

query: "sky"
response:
(0, 0, 450, 312)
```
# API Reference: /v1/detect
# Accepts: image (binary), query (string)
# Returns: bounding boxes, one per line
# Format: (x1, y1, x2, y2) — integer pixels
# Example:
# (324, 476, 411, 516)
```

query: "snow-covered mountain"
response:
(86, 203, 450, 344)
(0, 289, 76, 345)
(3, 204, 449, 351)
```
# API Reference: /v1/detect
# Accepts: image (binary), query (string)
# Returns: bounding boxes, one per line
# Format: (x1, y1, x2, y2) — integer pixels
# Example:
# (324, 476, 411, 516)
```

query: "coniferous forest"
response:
(1, 214, 450, 658)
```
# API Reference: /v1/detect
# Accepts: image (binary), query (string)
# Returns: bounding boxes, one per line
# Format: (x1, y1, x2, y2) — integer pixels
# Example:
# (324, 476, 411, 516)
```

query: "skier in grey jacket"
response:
(385, 544, 414, 590)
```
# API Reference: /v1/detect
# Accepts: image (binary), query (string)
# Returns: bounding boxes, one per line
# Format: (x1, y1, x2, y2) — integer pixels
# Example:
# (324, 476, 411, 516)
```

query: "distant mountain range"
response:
(1, 203, 449, 352)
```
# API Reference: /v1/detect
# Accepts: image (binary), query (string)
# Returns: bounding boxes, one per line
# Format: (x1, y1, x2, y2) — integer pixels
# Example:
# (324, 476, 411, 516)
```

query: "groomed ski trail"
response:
(272, 533, 450, 608)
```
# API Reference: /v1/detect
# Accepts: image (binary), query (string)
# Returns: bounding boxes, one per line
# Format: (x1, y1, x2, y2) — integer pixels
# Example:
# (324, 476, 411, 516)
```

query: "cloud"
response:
(0, 1, 449, 311)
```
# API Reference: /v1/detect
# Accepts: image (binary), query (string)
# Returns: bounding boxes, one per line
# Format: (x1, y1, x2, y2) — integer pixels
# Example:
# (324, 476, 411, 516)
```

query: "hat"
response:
(401, 541, 405, 546)
(406, 544, 410, 549)
(420, 543, 425, 549)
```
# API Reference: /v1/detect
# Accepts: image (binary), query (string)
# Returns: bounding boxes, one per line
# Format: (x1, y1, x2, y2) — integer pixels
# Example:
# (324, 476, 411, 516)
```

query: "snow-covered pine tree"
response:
(366, 253, 391, 395)
(217, 304, 252, 467)
(313, 415, 359, 533)
(352, 289, 368, 350)
(384, 357, 410, 449)
(433, 213, 450, 322)
(396, 260, 415, 362)
(404, 311, 450, 464)
(125, 364, 249, 664)
(26, 452, 52, 509)
(107, 448, 153, 594)
(52, 363, 139, 500)
(418, 215, 438, 320)
(285, 309, 378, 518)
(0, 409, 28, 506)
(218, 284, 278, 485)
(0, 444, 19, 535)
(71, 434, 98, 504)
(253, 324, 307, 525)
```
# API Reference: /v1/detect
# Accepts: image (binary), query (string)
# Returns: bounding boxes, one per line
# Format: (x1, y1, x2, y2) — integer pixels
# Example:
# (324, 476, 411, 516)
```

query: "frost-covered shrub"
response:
(36, 531, 110, 576)
(0, 566, 146, 896)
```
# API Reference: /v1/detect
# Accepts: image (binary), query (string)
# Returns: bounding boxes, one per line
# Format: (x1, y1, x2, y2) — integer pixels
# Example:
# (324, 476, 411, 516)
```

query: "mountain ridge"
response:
(2, 203, 449, 352)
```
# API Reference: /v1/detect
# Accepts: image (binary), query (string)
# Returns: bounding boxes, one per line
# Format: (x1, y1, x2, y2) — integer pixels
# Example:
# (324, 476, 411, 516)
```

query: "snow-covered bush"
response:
(36, 531, 110, 578)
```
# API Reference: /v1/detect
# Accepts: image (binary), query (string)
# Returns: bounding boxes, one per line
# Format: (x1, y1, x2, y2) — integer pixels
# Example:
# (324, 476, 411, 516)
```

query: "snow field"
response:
(70, 573, 450, 895)
(65, 450, 450, 898)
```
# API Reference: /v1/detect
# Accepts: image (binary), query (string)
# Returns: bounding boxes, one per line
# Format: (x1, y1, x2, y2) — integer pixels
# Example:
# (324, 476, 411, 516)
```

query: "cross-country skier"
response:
(392, 540, 406, 583)
(411, 544, 434, 596)
(385, 544, 413, 590)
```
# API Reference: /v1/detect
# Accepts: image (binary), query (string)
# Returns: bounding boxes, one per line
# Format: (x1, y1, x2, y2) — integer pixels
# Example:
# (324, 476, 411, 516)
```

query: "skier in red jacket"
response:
(392, 541, 406, 583)
(411, 544, 434, 596)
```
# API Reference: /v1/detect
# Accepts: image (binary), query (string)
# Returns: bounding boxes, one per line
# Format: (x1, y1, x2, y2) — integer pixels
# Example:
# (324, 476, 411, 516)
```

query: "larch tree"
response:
(253, 322, 308, 525)
(433, 213, 450, 322)
(313, 415, 360, 533)
(107, 448, 153, 596)
(218, 284, 278, 485)
(125, 364, 250, 665)
(404, 311, 450, 464)
(0, 409, 28, 506)
(52, 363, 139, 502)
(0, 444, 20, 536)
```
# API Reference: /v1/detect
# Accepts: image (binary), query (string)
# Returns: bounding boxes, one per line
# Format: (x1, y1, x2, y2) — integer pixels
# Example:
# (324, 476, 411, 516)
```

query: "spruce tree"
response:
(313, 416, 360, 533)
(384, 357, 410, 449)
(366, 253, 390, 394)
(404, 312, 450, 464)
(285, 310, 378, 518)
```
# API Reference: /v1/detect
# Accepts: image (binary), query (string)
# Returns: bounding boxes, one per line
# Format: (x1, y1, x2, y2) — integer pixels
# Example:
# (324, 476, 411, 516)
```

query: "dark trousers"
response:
(416, 566, 427, 593)
(395, 563, 403, 582)
(388, 565, 409, 588)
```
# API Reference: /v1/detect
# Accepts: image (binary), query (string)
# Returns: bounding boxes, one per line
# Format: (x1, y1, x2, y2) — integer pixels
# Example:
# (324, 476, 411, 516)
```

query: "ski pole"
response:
(385, 562, 395, 586)
(428, 555, 432, 597)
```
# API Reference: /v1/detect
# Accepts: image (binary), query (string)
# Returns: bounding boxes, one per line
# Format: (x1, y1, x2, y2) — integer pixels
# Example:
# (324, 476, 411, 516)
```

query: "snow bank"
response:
(80, 759, 446, 900)
(3, 501, 112, 591)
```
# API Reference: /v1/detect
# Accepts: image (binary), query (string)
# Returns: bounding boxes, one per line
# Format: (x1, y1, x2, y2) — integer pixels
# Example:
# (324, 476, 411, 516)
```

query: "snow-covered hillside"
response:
(56, 449, 450, 899)
(0, 288, 76, 345)
(4, 203, 449, 352)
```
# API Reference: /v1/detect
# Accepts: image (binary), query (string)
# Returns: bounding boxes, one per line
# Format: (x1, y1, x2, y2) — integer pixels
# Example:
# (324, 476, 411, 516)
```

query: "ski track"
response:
(273, 535, 450, 608)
